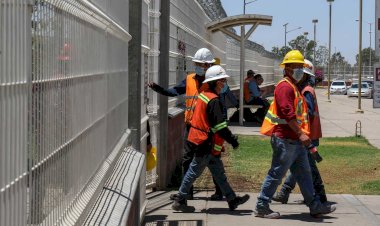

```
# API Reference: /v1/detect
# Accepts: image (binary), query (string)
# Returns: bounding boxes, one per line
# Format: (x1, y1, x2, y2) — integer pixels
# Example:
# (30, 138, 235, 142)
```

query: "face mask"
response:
(292, 68, 304, 81)
(195, 66, 205, 76)
(220, 83, 228, 93)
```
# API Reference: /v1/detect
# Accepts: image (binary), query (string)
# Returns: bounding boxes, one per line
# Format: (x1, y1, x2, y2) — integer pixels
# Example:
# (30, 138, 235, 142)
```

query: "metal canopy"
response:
(206, 14, 273, 125)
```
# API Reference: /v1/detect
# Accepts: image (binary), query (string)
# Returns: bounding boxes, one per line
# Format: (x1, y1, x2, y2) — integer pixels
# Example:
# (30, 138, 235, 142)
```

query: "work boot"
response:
(318, 194, 328, 204)
(188, 186, 194, 200)
(310, 202, 337, 217)
(171, 196, 195, 213)
(272, 191, 290, 204)
(254, 206, 280, 219)
(228, 194, 250, 210)
(170, 193, 179, 200)
(210, 192, 223, 201)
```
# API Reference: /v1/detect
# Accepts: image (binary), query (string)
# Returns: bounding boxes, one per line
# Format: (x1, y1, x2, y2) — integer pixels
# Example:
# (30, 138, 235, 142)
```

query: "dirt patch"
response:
(194, 152, 262, 192)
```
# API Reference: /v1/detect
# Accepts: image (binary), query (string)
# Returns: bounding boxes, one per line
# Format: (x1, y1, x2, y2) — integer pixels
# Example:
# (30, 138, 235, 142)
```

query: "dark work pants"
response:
(183, 124, 222, 195)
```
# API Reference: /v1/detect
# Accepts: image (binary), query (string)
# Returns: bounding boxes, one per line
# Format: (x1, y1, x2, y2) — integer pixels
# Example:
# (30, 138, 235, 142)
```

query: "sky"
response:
(220, 0, 375, 64)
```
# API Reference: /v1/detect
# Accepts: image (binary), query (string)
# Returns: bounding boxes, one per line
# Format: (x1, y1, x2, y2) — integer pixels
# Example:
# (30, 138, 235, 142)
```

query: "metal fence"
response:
(320, 65, 375, 81)
(1, 0, 131, 225)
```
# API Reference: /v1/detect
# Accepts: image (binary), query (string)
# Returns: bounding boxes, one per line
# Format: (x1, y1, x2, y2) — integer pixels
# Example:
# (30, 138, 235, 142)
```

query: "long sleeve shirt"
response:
(151, 79, 186, 96)
(273, 77, 299, 140)
(151, 74, 204, 97)
(207, 97, 238, 147)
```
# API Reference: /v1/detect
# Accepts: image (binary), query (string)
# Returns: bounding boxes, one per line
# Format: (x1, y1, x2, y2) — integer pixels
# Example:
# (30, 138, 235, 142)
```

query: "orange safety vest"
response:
(187, 91, 228, 156)
(302, 86, 322, 140)
(243, 78, 252, 103)
(184, 73, 208, 124)
(260, 78, 310, 136)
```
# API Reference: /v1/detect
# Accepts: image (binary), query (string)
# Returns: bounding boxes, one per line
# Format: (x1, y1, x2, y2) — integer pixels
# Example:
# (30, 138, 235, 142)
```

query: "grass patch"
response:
(195, 136, 380, 195)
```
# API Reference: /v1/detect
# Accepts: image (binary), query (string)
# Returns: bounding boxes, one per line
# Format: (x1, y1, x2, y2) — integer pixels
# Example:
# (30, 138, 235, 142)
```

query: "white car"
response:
(347, 82, 372, 98)
(330, 80, 347, 95)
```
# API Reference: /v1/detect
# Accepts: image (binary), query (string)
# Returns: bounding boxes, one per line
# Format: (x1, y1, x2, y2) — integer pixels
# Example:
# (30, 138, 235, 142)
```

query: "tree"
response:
(272, 36, 316, 62)
(271, 46, 291, 58)
(315, 46, 329, 66)
(355, 47, 378, 66)
(331, 52, 350, 67)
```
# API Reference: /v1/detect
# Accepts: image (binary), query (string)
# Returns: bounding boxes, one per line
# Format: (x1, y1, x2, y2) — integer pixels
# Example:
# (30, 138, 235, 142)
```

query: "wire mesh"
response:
(1, 0, 130, 225)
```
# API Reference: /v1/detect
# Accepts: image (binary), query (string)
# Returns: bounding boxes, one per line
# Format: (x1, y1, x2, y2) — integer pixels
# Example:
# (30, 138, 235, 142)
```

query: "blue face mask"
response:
(195, 66, 205, 76)
(220, 83, 228, 93)
(292, 68, 304, 81)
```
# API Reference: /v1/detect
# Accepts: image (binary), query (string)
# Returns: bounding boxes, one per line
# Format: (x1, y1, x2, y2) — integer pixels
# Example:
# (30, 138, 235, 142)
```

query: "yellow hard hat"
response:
(214, 57, 221, 65)
(146, 147, 157, 171)
(280, 50, 305, 67)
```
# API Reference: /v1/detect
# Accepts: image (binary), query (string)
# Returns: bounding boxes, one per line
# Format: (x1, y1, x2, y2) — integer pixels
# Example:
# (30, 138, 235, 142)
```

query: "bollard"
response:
(355, 120, 362, 137)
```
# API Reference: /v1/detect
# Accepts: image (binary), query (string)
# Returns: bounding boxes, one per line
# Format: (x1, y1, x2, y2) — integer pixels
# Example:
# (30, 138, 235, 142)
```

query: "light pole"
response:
(283, 23, 302, 48)
(357, 0, 364, 113)
(312, 19, 318, 67)
(368, 22, 373, 67)
(327, 0, 334, 102)
(243, 0, 258, 14)
(303, 32, 309, 57)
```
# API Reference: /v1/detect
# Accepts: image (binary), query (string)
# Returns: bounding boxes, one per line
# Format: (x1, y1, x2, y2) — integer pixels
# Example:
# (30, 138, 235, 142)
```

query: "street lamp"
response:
(312, 19, 318, 67)
(327, 0, 334, 102)
(283, 23, 302, 48)
(368, 22, 373, 67)
(357, 0, 364, 113)
(303, 32, 309, 56)
(243, 0, 258, 14)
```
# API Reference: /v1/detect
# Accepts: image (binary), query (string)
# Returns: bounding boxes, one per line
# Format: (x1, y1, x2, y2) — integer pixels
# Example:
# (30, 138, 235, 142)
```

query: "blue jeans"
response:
(280, 149, 326, 199)
(256, 135, 315, 208)
(179, 145, 236, 202)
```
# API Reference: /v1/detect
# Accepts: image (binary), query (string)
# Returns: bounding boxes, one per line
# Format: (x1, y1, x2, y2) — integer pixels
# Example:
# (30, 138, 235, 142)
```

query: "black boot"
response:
(170, 193, 179, 200)
(171, 195, 195, 213)
(310, 201, 337, 217)
(228, 194, 250, 210)
(189, 186, 194, 200)
(272, 191, 290, 204)
(210, 192, 223, 201)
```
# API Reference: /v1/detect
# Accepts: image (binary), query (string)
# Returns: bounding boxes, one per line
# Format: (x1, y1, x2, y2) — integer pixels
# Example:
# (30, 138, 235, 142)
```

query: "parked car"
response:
(363, 80, 374, 96)
(330, 80, 347, 95)
(347, 82, 372, 98)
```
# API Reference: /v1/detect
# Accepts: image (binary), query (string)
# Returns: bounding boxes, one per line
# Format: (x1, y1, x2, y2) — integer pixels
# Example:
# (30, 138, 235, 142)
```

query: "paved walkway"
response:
(144, 88, 380, 226)
(144, 191, 380, 226)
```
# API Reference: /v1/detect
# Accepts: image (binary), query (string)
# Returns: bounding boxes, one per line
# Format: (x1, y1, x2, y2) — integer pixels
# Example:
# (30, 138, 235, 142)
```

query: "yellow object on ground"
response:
(146, 147, 157, 171)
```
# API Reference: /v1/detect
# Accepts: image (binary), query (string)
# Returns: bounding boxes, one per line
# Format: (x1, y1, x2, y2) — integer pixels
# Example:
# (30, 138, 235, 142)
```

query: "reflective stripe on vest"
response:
(260, 78, 310, 136)
(184, 74, 208, 124)
(302, 86, 322, 139)
(188, 91, 226, 156)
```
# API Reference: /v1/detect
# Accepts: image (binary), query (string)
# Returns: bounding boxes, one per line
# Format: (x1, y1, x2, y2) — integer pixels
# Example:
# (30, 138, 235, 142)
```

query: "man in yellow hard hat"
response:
(254, 50, 336, 219)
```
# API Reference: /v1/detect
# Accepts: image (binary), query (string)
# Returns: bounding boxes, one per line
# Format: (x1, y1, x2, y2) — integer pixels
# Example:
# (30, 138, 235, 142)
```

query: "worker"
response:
(148, 48, 220, 200)
(254, 50, 336, 219)
(273, 59, 327, 204)
(171, 65, 249, 212)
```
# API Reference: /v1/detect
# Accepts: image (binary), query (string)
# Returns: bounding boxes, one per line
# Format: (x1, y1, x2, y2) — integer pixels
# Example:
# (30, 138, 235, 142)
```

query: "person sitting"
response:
(245, 74, 270, 123)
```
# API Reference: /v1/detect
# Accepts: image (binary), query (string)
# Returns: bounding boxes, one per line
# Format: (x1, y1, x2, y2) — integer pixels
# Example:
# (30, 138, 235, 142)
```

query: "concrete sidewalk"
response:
(144, 191, 380, 226)
(144, 88, 380, 226)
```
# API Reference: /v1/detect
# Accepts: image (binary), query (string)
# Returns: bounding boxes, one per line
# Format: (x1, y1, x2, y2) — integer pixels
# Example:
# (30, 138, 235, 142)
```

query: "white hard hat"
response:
(203, 65, 230, 83)
(192, 48, 215, 64)
(303, 59, 315, 76)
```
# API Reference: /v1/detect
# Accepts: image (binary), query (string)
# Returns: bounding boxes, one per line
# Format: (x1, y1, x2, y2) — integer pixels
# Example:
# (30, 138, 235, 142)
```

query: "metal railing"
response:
(320, 65, 375, 81)
(1, 0, 131, 225)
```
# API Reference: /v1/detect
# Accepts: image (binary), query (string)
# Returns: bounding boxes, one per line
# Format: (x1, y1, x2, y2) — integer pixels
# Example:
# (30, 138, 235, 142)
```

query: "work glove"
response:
(231, 135, 239, 149)
(147, 82, 159, 91)
(308, 145, 323, 163)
